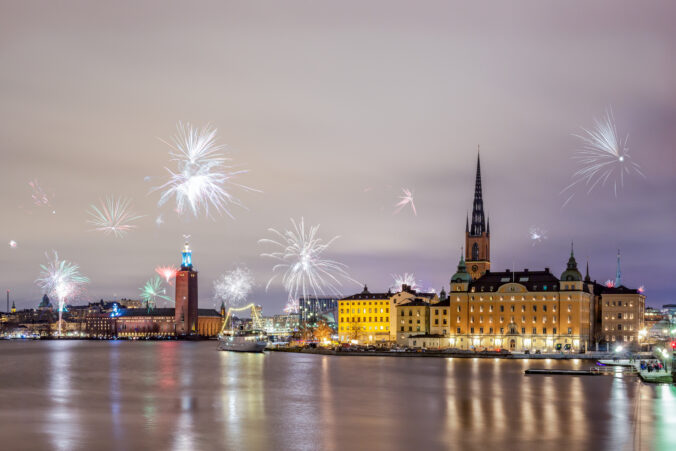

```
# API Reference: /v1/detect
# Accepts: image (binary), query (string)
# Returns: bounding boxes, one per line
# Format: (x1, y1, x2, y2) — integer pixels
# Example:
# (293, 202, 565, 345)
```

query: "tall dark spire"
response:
(470, 147, 486, 236)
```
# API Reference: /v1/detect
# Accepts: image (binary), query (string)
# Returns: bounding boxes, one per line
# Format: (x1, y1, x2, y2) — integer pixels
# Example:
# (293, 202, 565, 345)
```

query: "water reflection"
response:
(2, 342, 673, 450)
(47, 342, 80, 451)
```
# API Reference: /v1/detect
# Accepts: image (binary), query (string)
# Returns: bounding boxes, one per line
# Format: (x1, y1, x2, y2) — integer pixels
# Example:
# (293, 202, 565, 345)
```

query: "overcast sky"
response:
(1, 1, 675, 313)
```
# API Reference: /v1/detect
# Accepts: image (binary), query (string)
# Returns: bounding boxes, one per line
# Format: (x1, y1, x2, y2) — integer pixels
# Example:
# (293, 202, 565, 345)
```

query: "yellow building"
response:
(337, 286, 393, 344)
(337, 285, 439, 344)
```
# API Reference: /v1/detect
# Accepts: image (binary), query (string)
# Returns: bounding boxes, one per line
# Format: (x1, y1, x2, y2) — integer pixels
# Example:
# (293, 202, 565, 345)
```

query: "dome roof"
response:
(451, 254, 472, 283)
(560, 243, 582, 282)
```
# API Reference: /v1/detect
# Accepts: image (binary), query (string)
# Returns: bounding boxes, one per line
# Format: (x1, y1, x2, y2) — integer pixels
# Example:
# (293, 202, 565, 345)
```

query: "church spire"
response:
(470, 147, 486, 236)
(585, 260, 591, 282)
(615, 249, 622, 287)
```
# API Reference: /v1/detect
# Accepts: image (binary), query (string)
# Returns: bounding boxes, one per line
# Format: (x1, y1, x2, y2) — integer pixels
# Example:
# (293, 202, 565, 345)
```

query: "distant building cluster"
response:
(338, 154, 648, 353)
(0, 242, 301, 340)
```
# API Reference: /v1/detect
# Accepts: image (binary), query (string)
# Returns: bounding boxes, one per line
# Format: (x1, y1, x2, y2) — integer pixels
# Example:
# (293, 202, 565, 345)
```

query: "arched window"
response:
(472, 243, 479, 261)
(617, 324, 622, 331)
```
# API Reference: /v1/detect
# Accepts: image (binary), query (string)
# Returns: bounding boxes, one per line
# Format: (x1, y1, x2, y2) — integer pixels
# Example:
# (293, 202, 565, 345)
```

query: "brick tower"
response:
(175, 240, 198, 336)
(465, 149, 491, 280)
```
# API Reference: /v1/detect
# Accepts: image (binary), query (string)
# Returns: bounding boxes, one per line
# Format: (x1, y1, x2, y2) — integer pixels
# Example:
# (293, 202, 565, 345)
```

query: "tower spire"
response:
(470, 147, 486, 236)
(615, 249, 621, 287)
(585, 260, 591, 282)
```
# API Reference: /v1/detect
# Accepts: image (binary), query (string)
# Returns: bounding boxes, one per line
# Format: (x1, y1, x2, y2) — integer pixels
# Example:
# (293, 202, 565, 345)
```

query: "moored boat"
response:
(218, 329, 267, 353)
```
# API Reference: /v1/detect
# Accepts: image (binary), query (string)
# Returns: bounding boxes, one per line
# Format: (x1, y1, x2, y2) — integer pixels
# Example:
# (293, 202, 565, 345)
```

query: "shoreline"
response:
(268, 347, 622, 360)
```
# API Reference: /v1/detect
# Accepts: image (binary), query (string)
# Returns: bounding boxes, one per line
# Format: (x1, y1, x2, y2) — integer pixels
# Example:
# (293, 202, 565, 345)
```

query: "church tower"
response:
(465, 149, 490, 280)
(175, 240, 199, 336)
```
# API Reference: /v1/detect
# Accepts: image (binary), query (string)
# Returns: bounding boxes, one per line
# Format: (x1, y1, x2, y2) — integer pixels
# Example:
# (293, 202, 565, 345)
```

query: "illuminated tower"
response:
(465, 148, 490, 280)
(175, 240, 199, 336)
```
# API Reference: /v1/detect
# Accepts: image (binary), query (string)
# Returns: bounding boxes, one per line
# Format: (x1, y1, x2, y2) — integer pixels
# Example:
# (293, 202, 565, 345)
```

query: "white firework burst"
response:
(394, 188, 417, 216)
(35, 251, 89, 336)
(8, 240, 18, 248)
(153, 122, 256, 218)
(390, 273, 420, 292)
(213, 266, 255, 309)
(87, 196, 144, 237)
(260, 218, 358, 313)
(562, 108, 644, 207)
(528, 226, 547, 246)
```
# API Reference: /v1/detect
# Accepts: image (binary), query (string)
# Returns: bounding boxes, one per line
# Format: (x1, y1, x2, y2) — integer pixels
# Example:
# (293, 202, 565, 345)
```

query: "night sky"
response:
(1, 1, 675, 313)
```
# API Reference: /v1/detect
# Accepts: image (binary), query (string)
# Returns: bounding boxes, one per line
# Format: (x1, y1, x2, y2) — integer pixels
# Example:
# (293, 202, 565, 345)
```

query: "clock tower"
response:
(175, 239, 198, 336)
(465, 149, 490, 280)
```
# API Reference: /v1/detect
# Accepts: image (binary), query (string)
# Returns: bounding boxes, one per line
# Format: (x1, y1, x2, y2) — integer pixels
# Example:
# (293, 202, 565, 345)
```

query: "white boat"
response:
(598, 358, 635, 367)
(218, 329, 267, 353)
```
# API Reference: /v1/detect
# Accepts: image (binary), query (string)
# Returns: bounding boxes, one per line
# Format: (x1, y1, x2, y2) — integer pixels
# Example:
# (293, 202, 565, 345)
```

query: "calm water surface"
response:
(0, 341, 674, 451)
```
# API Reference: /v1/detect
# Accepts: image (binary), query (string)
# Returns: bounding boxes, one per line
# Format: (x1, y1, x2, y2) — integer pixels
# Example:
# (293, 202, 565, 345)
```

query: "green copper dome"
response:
(451, 254, 472, 283)
(560, 242, 582, 282)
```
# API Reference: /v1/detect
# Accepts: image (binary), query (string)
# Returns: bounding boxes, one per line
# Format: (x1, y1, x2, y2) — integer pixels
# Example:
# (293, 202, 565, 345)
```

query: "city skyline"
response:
(2, 1, 675, 312)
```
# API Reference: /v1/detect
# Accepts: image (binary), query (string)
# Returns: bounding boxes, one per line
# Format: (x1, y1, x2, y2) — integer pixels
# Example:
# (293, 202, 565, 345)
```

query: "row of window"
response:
(399, 326, 576, 335)
(338, 325, 389, 331)
(340, 308, 389, 314)
(339, 301, 389, 306)
(464, 315, 571, 323)
(455, 327, 573, 335)
(604, 313, 635, 320)
(340, 316, 389, 323)
(604, 324, 635, 331)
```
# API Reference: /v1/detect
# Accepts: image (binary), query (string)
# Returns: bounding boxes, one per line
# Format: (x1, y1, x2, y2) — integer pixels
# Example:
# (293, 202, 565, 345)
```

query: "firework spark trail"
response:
(155, 265, 178, 285)
(87, 196, 144, 237)
(35, 251, 89, 336)
(528, 226, 548, 246)
(28, 179, 56, 213)
(153, 122, 258, 218)
(394, 188, 417, 215)
(562, 108, 644, 207)
(391, 273, 420, 292)
(259, 218, 359, 313)
(213, 266, 255, 309)
(140, 276, 173, 309)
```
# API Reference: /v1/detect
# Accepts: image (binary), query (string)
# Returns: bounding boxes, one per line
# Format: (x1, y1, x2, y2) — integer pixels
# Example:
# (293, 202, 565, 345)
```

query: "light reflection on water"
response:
(0, 341, 673, 450)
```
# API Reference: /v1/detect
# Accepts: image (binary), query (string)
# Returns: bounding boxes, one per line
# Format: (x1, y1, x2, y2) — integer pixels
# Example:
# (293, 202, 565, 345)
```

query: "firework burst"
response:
(153, 122, 257, 218)
(394, 188, 417, 215)
(562, 108, 644, 207)
(35, 251, 89, 336)
(391, 273, 420, 292)
(155, 265, 178, 285)
(213, 266, 255, 309)
(260, 218, 358, 313)
(604, 280, 615, 288)
(528, 226, 548, 246)
(140, 276, 173, 309)
(8, 240, 17, 248)
(87, 196, 144, 237)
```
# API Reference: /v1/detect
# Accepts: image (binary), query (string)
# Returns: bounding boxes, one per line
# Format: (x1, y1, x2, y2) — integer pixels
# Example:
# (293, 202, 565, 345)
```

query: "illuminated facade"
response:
(337, 285, 438, 344)
(338, 287, 393, 344)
